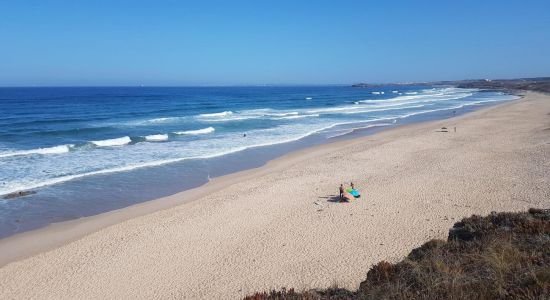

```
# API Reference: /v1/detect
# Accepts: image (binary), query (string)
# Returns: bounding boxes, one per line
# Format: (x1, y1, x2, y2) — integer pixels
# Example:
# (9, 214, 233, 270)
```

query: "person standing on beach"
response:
(351, 182, 355, 190)
(339, 184, 344, 200)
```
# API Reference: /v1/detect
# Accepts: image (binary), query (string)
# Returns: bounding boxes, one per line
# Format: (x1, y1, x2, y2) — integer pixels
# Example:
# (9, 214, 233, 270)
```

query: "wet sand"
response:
(0, 92, 549, 299)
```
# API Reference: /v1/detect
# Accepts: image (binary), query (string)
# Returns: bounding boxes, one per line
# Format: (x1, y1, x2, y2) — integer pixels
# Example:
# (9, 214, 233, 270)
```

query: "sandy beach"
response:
(0, 91, 549, 299)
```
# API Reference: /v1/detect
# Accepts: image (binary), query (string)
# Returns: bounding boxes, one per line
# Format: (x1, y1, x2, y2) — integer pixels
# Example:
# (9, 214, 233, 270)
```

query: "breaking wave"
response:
(144, 134, 169, 141)
(0, 145, 73, 158)
(91, 136, 132, 147)
(174, 127, 215, 135)
(198, 111, 233, 118)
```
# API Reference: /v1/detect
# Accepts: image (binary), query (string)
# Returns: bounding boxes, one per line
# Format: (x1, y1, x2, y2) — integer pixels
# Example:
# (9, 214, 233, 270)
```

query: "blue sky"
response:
(0, 0, 549, 86)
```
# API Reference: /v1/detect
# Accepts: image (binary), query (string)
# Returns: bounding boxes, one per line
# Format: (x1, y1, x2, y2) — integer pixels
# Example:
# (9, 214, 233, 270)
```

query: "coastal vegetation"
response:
(352, 77, 550, 94)
(245, 208, 550, 299)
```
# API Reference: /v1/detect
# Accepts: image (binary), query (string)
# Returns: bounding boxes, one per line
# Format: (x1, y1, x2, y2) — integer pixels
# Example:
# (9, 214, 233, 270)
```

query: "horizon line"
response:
(0, 76, 548, 88)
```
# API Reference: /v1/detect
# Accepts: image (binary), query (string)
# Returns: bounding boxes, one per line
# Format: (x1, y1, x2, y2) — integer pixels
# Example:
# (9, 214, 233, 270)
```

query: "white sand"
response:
(0, 92, 549, 299)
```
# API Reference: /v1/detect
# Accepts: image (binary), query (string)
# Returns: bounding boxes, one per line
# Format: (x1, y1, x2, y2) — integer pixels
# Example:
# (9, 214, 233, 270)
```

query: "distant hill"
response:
(245, 208, 550, 300)
(352, 77, 550, 93)
(453, 77, 550, 93)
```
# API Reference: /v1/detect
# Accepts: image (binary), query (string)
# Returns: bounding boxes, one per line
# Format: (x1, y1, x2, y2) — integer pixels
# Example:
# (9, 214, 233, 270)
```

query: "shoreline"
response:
(0, 95, 526, 266)
(0, 88, 516, 239)
(1, 91, 548, 299)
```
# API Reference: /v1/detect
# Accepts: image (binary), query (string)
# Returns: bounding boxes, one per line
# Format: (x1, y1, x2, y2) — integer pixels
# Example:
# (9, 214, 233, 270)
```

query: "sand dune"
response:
(0, 92, 549, 299)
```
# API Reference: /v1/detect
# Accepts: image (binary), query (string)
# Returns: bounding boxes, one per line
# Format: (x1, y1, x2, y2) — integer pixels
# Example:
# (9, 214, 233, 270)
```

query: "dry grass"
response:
(244, 208, 550, 300)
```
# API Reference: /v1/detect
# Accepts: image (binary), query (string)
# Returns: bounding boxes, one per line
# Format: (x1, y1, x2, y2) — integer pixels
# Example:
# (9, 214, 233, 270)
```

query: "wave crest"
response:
(144, 134, 169, 141)
(271, 114, 320, 120)
(174, 127, 215, 135)
(91, 136, 132, 147)
(198, 111, 233, 118)
(0, 145, 72, 158)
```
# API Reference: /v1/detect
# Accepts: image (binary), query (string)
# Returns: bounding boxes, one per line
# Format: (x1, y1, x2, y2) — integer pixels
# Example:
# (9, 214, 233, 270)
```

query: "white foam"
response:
(357, 92, 436, 104)
(393, 98, 513, 120)
(198, 111, 233, 118)
(227, 126, 330, 151)
(0, 88, 516, 197)
(392, 91, 399, 93)
(341, 104, 426, 114)
(150, 117, 171, 122)
(0, 126, 332, 195)
(206, 116, 253, 122)
(267, 112, 299, 117)
(306, 106, 358, 114)
(147, 117, 181, 123)
(305, 97, 313, 100)
(306, 100, 430, 115)
(91, 136, 131, 147)
(197, 110, 265, 122)
(174, 127, 215, 135)
(123, 116, 187, 126)
(271, 114, 319, 120)
(372, 91, 382, 95)
(0, 145, 72, 158)
(144, 134, 169, 141)
(199, 110, 302, 122)
(356, 90, 473, 107)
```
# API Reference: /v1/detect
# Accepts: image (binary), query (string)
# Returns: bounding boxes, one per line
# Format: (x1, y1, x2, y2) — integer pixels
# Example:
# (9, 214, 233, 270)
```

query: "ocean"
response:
(0, 85, 517, 237)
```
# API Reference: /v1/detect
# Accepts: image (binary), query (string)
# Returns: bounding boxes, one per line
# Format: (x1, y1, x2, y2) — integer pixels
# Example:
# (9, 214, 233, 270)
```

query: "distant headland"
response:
(352, 77, 550, 93)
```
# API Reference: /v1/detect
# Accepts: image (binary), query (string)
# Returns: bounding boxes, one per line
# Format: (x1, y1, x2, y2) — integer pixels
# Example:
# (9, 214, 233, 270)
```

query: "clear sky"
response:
(1, 0, 549, 86)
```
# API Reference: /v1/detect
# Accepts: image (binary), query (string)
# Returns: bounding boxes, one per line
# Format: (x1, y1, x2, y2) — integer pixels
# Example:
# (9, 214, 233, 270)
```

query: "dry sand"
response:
(1, 92, 549, 299)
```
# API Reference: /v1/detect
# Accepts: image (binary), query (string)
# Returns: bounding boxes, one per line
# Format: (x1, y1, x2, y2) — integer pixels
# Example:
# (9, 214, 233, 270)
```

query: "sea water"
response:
(0, 86, 518, 237)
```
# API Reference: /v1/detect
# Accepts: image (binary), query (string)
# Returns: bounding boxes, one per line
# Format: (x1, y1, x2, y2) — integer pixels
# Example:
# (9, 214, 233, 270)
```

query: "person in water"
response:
(339, 184, 344, 201)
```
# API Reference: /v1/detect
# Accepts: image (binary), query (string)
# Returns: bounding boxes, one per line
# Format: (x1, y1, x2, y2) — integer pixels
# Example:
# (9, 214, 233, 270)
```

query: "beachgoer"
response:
(351, 182, 355, 190)
(243, 133, 247, 137)
(339, 184, 344, 200)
